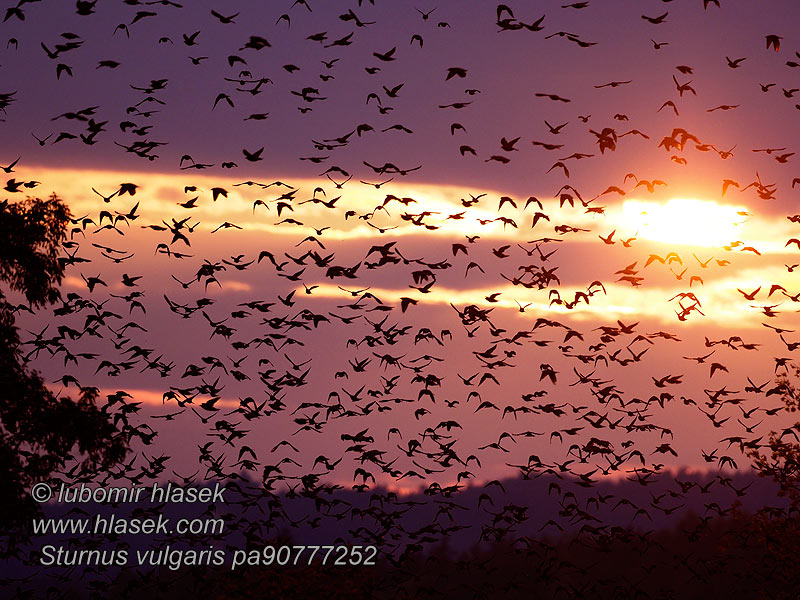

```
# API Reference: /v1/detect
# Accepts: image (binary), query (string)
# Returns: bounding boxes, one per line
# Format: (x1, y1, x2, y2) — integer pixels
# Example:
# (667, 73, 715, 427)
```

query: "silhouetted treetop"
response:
(0, 194, 70, 307)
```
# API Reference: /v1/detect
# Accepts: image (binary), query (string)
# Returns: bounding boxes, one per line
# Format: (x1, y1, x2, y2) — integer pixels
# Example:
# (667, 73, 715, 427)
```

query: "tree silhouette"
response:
(748, 362, 800, 509)
(0, 194, 128, 552)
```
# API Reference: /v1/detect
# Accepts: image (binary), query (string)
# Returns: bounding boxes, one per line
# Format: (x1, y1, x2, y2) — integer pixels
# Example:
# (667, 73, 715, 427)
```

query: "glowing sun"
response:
(621, 198, 748, 247)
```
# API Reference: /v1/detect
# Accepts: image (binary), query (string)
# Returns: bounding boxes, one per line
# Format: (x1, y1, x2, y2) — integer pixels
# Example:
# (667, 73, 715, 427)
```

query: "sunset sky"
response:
(3, 0, 800, 493)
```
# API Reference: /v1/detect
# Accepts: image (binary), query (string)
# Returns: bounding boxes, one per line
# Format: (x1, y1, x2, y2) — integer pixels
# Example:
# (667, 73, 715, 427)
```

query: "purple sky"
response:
(3, 0, 800, 494)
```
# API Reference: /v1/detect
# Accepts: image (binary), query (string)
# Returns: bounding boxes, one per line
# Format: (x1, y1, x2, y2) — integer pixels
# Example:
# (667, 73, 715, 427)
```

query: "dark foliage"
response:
(0, 195, 128, 551)
(0, 195, 70, 307)
(93, 511, 800, 599)
(748, 364, 800, 510)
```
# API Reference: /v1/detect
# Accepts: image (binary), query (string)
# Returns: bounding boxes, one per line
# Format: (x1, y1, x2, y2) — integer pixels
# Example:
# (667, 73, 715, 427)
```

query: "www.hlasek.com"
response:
(30, 482, 377, 569)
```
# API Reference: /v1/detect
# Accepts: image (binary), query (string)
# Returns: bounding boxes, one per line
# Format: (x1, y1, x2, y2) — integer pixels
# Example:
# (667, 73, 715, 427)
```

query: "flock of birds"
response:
(2, 0, 800, 596)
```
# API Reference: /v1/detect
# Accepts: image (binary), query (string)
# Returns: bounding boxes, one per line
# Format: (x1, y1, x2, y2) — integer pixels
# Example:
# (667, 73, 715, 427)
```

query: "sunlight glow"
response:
(622, 198, 748, 247)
